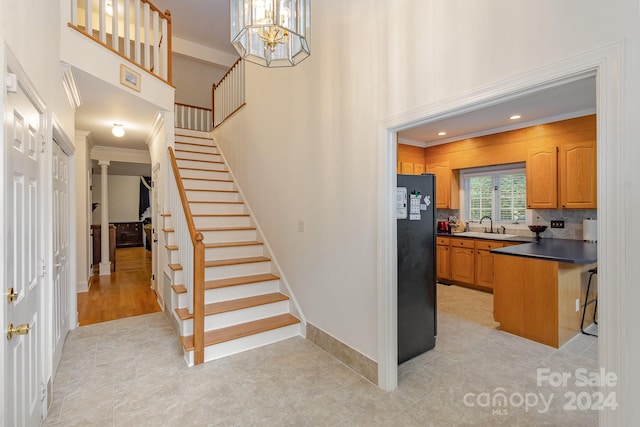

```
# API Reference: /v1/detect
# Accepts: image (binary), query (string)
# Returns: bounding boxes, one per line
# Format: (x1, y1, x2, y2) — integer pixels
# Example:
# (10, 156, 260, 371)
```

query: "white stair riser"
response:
(190, 203, 245, 215)
(175, 151, 222, 162)
(180, 300, 290, 336)
(199, 323, 301, 364)
(200, 228, 257, 243)
(167, 249, 180, 264)
(187, 191, 240, 202)
(179, 169, 230, 180)
(170, 269, 183, 285)
(182, 179, 235, 191)
(194, 215, 251, 228)
(205, 244, 264, 260)
(205, 261, 272, 281)
(175, 144, 219, 155)
(177, 162, 224, 173)
(162, 216, 173, 229)
(175, 130, 213, 140)
(178, 160, 226, 171)
(172, 290, 188, 314)
(205, 280, 279, 304)
(164, 232, 176, 246)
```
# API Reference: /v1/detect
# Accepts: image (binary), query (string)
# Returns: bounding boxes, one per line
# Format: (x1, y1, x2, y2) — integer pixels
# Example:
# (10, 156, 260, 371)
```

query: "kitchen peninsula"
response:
(491, 239, 597, 348)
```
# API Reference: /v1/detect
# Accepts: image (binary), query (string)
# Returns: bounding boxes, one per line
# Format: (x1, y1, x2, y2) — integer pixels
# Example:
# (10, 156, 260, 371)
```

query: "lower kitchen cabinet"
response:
(450, 238, 475, 285)
(474, 240, 504, 290)
(436, 237, 451, 281)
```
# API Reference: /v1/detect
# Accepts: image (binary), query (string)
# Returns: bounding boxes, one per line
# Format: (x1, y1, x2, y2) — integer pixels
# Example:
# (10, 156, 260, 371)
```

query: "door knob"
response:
(7, 323, 30, 340)
(6, 287, 18, 303)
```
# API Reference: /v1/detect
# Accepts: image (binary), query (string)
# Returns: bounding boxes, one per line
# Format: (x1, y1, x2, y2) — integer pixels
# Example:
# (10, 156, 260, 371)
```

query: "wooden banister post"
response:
(193, 232, 205, 365)
(165, 9, 172, 84)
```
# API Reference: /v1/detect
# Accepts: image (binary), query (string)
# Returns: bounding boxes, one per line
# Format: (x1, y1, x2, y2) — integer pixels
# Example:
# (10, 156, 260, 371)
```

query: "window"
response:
(463, 164, 526, 223)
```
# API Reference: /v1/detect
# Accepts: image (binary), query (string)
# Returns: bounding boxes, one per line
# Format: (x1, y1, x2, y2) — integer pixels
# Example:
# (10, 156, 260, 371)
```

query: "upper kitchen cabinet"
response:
(400, 162, 415, 174)
(426, 161, 460, 209)
(526, 146, 558, 209)
(559, 141, 597, 208)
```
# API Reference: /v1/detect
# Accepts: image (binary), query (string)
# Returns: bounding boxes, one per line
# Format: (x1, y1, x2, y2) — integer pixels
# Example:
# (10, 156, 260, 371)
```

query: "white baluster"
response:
(143, 2, 150, 70)
(123, 0, 130, 58)
(152, 11, 160, 76)
(111, 0, 118, 50)
(134, 0, 141, 63)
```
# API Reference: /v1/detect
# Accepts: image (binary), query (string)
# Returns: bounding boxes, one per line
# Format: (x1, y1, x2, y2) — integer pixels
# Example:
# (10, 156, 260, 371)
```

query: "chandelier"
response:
(231, 0, 310, 67)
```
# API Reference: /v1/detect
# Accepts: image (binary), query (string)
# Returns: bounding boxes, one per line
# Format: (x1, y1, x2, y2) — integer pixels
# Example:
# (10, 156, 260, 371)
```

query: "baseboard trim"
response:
(306, 323, 378, 385)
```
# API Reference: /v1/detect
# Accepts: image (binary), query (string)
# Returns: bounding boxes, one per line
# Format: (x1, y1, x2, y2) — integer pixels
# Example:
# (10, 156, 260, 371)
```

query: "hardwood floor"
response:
(77, 247, 161, 326)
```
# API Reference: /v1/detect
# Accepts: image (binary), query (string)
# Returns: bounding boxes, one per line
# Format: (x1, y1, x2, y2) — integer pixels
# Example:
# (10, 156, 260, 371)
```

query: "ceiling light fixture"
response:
(111, 123, 125, 138)
(438, 131, 447, 136)
(510, 114, 522, 120)
(231, 0, 310, 67)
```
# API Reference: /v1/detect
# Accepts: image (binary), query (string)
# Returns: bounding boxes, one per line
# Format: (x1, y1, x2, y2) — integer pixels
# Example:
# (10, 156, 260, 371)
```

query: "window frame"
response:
(460, 162, 527, 224)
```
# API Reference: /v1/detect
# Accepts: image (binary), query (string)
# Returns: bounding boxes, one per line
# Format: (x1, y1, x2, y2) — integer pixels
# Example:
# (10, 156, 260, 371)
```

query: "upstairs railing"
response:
(69, 0, 172, 84)
(175, 103, 212, 132)
(212, 58, 246, 128)
(168, 147, 205, 364)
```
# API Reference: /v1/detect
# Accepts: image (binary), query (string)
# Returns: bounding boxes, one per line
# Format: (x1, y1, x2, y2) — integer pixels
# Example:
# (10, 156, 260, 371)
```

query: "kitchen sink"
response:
(452, 231, 520, 240)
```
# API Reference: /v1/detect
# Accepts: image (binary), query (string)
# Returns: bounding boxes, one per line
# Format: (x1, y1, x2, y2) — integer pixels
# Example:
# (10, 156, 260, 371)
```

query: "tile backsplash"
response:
(437, 209, 597, 240)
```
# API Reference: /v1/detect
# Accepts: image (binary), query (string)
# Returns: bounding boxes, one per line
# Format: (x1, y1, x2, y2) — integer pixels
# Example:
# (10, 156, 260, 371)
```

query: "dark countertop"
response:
(437, 232, 535, 244)
(490, 239, 597, 264)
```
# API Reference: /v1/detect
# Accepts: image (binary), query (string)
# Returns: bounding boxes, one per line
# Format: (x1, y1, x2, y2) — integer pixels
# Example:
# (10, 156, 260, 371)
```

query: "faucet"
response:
(480, 216, 494, 233)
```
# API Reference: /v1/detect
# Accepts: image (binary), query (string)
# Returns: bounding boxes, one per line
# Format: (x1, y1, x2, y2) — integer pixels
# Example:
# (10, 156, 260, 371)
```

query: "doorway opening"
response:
(377, 44, 624, 400)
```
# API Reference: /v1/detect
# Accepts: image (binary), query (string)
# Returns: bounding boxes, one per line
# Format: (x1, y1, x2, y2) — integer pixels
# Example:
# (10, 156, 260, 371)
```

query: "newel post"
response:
(193, 232, 205, 364)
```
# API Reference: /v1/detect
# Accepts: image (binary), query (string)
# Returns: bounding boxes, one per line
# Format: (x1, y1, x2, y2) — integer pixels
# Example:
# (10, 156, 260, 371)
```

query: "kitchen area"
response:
(398, 113, 598, 350)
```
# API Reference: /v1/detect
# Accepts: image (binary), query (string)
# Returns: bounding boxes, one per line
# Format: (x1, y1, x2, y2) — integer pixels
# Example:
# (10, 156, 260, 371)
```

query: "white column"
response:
(99, 160, 111, 275)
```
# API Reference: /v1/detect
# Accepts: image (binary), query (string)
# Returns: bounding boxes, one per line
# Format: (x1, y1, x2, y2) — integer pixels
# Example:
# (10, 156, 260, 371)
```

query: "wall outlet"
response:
(550, 220, 565, 228)
(575, 298, 580, 312)
(298, 221, 305, 233)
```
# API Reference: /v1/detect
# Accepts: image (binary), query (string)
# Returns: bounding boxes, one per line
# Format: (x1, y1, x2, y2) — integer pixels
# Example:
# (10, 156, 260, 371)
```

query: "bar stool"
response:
(580, 267, 598, 337)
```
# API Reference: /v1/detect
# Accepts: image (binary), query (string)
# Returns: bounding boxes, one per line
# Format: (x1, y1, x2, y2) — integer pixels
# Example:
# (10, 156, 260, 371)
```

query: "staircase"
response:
(164, 129, 301, 365)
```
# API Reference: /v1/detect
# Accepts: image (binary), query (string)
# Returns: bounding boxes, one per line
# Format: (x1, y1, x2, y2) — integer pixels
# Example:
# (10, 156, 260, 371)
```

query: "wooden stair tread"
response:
(182, 178, 233, 183)
(165, 245, 178, 251)
(179, 165, 225, 171)
(175, 292, 289, 320)
(205, 273, 280, 290)
(204, 241, 262, 249)
(176, 157, 220, 163)
(180, 314, 300, 351)
(171, 284, 187, 294)
(193, 213, 249, 217)
(162, 227, 174, 232)
(205, 256, 270, 268)
(168, 263, 183, 271)
(161, 213, 171, 217)
(175, 149, 218, 155)
(186, 189, 238, 194)
(196, 226, 256, 231)
(175, 134, 215, 141)
(189, 201, 244, 205)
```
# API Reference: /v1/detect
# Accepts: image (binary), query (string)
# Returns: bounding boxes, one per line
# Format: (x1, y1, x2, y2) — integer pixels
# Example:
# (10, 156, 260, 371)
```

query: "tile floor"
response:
(45, 285, 600, 426)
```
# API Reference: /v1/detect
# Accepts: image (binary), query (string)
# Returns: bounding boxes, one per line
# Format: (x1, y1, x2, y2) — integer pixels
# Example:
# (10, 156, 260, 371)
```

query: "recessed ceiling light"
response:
(112, 123, 125, 137)
(510, 115, 522, 120)
(437, 131, 447, 136)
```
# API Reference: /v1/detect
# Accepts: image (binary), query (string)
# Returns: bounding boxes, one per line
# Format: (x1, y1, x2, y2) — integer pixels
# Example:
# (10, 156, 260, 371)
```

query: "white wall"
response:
(92, 174, 141, 224)
(75, 132, 92, 292)
(214, 0, 640, 422)
(173, 55, 228, 108)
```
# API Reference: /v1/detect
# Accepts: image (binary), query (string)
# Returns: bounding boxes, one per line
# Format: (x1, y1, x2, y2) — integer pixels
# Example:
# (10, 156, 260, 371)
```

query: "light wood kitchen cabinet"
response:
(413, 163, 425, 175)
(526, 146, 558, 209)
(474, 240, 504, 289)
(426, 161, 459, 209)
(559, 141, 597, 208)
(400, 162, 414, 174)
(450, 238, 474, 285)
(436, 237, 451, 281)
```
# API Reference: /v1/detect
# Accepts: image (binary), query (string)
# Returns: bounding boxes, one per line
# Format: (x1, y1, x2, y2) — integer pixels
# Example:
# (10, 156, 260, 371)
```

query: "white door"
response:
(151, 165, 159, 298)
(51, 140, 70, 372)
(4, 73, 45, 426)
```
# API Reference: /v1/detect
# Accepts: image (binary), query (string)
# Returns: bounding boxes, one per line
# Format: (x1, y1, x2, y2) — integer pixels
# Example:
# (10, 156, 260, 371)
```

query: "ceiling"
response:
(398, 76, 596, 146)
(73, 2, 597, 175)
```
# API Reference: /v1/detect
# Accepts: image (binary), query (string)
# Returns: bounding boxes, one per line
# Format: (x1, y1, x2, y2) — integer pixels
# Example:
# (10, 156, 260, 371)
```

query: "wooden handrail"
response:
(175, 102, 212, 112)
(214, 57, 242, 89)
(168, 147, 197, 243)
(142, 0, 170, 20)
(168, 146, 205, 364)
(213, 102, 247, 129)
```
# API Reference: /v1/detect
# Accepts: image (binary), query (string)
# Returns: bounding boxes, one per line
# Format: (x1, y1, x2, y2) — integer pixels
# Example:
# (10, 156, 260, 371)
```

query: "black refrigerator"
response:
(397, 173, 437, 364)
